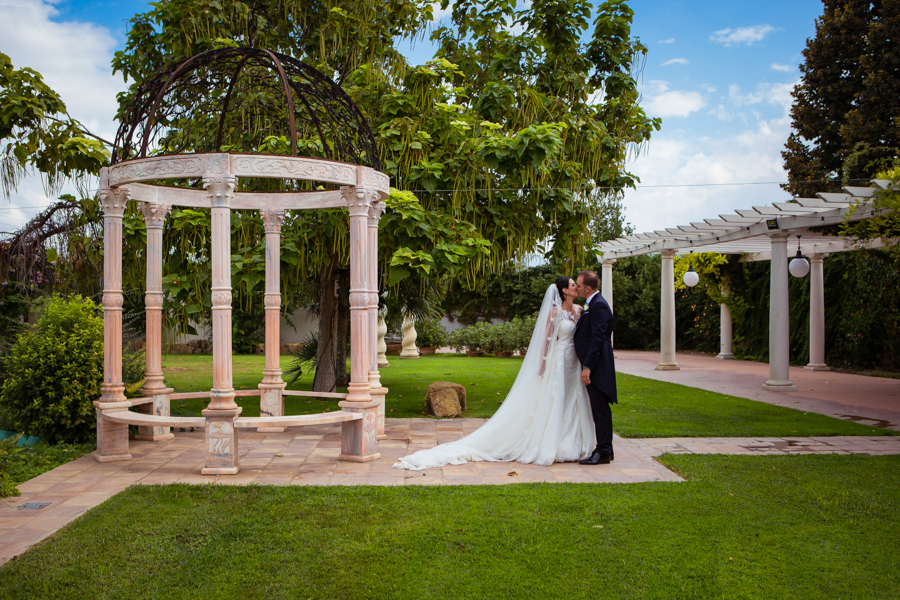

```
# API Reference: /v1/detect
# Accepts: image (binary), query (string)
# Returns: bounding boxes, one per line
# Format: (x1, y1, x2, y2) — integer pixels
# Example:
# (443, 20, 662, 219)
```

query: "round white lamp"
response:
(683, 252, 700, 287)
(789, 235, 810, 278)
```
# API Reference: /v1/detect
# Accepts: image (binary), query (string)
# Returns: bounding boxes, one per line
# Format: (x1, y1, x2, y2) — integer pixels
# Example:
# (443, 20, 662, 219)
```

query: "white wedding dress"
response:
(393, 285, 595, 470)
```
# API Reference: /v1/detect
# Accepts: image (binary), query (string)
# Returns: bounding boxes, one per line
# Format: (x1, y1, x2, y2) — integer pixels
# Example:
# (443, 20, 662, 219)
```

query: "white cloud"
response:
(658, 38, 676, 44)
(771, 63, 791, 72)
(642, 81, 706, 118)
(430, 2, 453, 21)
(661, 58, 688, 66)
(624, 84, 798, 232)
(0, 0, 126, 229)
(710, 25, 778, 47)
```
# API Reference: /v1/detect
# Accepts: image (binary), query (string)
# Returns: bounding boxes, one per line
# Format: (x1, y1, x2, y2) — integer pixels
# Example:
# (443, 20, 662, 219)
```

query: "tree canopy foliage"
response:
(782, 0, 899, 198)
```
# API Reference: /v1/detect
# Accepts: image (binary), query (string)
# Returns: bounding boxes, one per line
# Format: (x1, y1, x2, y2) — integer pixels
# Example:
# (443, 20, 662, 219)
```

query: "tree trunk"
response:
(335, 269, 350, 388)
(313, 255, 339, 392)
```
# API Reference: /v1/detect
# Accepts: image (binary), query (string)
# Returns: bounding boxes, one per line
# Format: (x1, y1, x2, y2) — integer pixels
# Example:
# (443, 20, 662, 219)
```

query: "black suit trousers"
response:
(587, 384, 613, 452)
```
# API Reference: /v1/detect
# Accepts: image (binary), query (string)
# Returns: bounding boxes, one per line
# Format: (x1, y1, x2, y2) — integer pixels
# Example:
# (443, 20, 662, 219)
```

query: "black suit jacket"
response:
(573, 293, 618, 404)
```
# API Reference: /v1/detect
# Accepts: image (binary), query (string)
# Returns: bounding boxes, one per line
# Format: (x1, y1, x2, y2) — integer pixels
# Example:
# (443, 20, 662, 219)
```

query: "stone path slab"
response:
(3, 418, 900, 566)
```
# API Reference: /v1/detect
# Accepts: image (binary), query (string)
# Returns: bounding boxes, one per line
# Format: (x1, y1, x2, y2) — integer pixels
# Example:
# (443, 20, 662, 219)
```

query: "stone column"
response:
(656, 249, 679, 371)
(94, 181, 132, 462)
(258, 209, 287, 432)
(377, 317, 389, 367)
(368, 201, 388, 440)
(202, 175, 242, 474)
(136, 202, 174, 442)
(601, 258, 615, 348)
(718, 286, 734, 360)
(805, 253, 830, 371)
(763, 233, 797, 391)
(338, 186, 380, 462)
(400, 318, 419, 358)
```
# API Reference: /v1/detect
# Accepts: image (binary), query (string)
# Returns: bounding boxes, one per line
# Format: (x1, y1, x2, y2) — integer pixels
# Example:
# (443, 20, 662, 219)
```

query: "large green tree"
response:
(65, 0, 655, 391)
(782, 0, 900, 198)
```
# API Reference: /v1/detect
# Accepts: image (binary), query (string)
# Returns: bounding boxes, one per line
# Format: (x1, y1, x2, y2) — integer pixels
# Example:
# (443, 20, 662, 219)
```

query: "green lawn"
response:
(1, 454, 897, 599)
(161, 353, 897, 438)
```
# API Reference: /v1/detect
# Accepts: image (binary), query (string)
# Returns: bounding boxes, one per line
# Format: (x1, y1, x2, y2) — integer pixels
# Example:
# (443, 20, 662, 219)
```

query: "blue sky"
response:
(0, 0, 827, 235)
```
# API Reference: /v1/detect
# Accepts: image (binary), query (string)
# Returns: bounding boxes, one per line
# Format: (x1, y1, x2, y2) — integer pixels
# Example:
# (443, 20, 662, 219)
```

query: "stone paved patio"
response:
(2, 417, 899, 566)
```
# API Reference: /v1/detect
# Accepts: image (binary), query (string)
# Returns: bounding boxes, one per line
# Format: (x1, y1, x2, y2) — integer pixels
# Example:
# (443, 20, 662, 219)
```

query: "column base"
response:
(338, 400, 380, 462)
(377, 358, 390, 368)
(717, 353, 735, 360)
(804, 364, 831, 372)
(258, 383, 286, 433)
(94, 452, 132, 463)
(655, 363, 680, 371)
(200, 465, 241, 476)
(399, 353, 419, 359)
(95, 405, 131, 462)
(762, 380, 798, 392)
(201, 408, 242, 475)
(135, 388, 174, 441)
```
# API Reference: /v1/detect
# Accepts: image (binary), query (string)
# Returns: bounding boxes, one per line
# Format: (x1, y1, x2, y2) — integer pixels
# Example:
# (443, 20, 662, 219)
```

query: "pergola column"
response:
(805, 253, 830, 371)
(368, 201, 388, 440)
(136, 202, 174, 442)
(94, 182, 132, 462)
(601, 258, 615, 347)
(763, 232, 797, 391)
(201, 175, 242, 474)
(338, 185, 380, 462)
(656, 249, 679, 371)
(718, 285, 734, 360)
(258, 209, 287, 432)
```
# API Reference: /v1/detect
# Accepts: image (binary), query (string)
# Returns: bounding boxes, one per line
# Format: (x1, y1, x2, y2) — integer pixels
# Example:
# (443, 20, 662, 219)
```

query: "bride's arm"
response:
(538, 308, 558, 377)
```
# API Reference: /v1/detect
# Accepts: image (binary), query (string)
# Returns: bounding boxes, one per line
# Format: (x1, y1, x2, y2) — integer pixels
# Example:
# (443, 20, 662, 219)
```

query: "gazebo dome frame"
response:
(94, 49, 389, 475)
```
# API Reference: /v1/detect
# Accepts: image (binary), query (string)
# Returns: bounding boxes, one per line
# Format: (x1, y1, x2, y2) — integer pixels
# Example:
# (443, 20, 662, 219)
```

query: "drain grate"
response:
(17, 502, 51, 511)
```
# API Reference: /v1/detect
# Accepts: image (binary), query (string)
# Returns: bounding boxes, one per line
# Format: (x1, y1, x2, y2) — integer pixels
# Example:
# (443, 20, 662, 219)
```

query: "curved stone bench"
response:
(100, 409, 361, 429)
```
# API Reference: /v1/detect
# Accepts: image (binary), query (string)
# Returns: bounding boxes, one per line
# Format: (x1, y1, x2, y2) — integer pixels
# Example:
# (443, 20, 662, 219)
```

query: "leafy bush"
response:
(0, 295, 103, 444)
(415, 319, 449, 348)
(511, 314, 537, 354)
(284, 331, 318, 385)
(0, 432, 24, 497)
(449, 322, 492, 353)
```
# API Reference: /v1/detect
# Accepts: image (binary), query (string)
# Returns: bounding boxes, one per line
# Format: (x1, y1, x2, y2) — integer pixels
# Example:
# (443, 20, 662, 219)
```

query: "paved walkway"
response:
(3, 418, 900, 566)
(615, 350, 900, 430)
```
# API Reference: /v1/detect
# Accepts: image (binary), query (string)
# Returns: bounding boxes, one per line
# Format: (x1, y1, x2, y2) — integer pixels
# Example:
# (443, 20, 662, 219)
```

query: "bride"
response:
(393, 276, 595, 470)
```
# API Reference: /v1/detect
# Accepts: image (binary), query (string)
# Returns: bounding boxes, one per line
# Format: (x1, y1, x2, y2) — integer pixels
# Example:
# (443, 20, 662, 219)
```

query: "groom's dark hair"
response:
(578, 270, 599, 291)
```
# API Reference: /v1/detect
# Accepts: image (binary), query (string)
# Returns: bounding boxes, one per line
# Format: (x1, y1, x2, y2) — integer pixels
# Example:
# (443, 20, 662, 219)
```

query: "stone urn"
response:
(425, 381, 467, 417)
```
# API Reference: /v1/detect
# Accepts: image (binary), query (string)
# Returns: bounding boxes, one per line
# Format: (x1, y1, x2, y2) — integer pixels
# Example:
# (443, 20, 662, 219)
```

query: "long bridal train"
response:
(393, 285, 594, 471)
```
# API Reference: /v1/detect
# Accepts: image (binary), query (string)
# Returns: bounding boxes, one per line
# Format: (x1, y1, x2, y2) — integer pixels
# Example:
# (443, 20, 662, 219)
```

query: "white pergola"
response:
(597, 181, 895, 391)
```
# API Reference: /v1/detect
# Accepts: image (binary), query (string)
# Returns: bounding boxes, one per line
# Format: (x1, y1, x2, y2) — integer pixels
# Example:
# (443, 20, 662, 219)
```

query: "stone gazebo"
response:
(93, 48, 389, 474)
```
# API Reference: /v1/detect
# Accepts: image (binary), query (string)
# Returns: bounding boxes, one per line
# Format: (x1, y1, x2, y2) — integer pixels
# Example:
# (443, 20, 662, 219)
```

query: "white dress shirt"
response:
(586, 290, 599, 306)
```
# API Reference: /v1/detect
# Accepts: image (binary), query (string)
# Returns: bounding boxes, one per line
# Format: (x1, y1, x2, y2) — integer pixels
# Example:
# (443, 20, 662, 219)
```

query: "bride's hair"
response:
(555, 276, 572, 300)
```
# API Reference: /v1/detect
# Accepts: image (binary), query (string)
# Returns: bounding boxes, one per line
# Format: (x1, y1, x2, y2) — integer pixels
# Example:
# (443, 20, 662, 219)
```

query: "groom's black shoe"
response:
(579, 450, 611, 465)
(610, 448, 615, 461)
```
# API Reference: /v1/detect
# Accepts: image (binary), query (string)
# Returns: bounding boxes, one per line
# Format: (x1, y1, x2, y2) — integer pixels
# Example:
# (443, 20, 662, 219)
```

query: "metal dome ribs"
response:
(111, 47, 380, 170)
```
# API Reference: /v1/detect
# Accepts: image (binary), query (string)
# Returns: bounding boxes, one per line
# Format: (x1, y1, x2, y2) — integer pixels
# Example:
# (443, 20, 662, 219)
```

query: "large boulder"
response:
(425, 381, 467, 417)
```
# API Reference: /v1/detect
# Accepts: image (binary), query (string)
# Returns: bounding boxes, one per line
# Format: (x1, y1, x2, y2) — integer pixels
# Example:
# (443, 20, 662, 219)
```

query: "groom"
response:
(573, 270, 617, 465)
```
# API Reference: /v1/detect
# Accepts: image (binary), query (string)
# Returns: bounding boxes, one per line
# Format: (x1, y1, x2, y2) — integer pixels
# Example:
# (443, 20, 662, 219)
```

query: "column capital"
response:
(140, 202, 171, 229)
(261, 208, 285, 233)
(808, 253, 826, 263)
(202, 175, 237, 208)
(99, 186, 130, 217)
(660, 248, 677, 258)
(767, 231, 791, 241)
(601, 258, 616, 266)
(368, 200, 386, 226)
(342, 186, 377, 217)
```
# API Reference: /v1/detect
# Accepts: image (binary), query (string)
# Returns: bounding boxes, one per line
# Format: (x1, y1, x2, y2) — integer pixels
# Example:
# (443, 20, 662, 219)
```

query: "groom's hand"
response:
(581, 368, 591, 385)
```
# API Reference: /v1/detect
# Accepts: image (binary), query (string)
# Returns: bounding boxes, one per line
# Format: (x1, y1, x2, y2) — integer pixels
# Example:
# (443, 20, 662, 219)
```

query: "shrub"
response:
(416, 319, 450, 348)
(449, 322, 491, 353)
(0, 433, 24, 497)
(0, 295, 104, 444)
